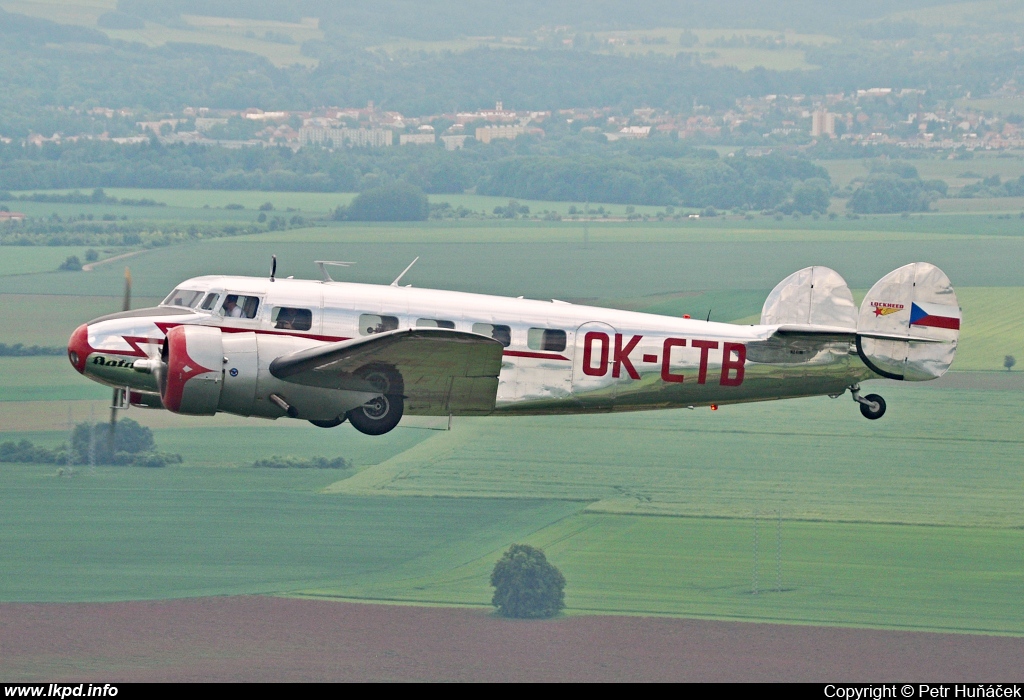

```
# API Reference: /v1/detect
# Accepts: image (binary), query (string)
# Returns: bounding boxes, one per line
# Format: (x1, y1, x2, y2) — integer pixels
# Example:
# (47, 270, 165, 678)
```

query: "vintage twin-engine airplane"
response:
(67, 260, 960, 436)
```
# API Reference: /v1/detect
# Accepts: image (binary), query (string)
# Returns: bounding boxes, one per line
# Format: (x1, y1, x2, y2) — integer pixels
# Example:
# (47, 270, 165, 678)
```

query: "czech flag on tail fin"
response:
(909, 302, 960, 330)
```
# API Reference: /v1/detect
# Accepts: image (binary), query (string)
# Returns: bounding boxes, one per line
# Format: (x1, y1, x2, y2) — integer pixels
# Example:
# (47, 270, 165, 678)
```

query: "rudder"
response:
(857, 262, 960, 381)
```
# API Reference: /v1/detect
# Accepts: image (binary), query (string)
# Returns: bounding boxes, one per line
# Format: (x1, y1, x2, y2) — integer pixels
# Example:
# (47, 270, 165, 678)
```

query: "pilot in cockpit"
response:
(222, 295, 244, 318)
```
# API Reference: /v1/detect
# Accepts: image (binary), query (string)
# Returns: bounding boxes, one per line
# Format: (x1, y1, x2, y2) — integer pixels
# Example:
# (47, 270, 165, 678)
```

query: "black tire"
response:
(348, 393, 404, 435)
(859, 393, 886, 420)
(309, 416, 345, 428)
(347, 365, 404, 436)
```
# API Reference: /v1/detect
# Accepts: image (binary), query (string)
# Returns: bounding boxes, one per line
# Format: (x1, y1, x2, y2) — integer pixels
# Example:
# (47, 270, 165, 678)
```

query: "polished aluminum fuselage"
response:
(74, 275, 877, 417)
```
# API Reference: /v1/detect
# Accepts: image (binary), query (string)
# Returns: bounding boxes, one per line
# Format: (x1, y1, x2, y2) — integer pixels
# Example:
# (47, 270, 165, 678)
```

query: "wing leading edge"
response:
(268, 327, 504, 415)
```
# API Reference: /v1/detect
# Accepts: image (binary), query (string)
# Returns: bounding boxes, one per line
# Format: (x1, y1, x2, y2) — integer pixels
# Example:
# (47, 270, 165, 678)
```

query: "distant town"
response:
(16, 87, 1024, 154)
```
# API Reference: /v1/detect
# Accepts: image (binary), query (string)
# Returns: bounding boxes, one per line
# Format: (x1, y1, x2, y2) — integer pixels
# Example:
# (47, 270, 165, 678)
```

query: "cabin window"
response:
(360, 314, 400, 335)
(220, 294, 260, 320)
(199, 293, 219, 311)
(272, 307, 313, 331)
(473, 323, 512, 347)
(527, 328, 567, 352)
(162, 289, 204, 308)
(416, 318, 456, 329)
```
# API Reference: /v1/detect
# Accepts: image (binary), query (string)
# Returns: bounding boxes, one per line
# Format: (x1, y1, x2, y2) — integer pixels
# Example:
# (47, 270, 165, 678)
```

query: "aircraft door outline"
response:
(572, 321, 617, 406)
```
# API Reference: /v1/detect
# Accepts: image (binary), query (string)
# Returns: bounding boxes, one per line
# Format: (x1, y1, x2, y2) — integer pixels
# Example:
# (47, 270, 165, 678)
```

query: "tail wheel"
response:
(347, 365, 404, 436)
(859, 393, 886, 420)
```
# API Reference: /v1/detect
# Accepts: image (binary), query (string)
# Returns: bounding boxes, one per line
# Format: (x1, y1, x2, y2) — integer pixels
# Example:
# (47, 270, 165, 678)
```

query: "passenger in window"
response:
(223, 295, 243, 318)
(493, 326, 512, 347)
(275, 308, 296, 329)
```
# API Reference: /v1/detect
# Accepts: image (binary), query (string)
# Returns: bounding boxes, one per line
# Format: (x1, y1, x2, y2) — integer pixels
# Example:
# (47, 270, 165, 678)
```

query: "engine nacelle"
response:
(160, 325, 226, 415)
(158, 325, 373, 421)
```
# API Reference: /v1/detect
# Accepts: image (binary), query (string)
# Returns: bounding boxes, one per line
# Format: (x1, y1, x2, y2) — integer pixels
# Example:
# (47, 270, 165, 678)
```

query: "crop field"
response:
(310, 514, 1024, 635)
(326, 385, 1024, 527)
(0, 357, 110, 402)
(370, 27, 835, 72)
(934, 197, 1024, 214)
(0, 247, 109, 277)
(1, 199, 1022, 636)
(3, 227, 1024, 304)
(0, 0, 113, 28)
(10, 188, 675, 218)
(816, 156, 1024, 193)
(0, 0, 321, 67)
(0, 294, 150, 346)
(0, 462, 579, 603)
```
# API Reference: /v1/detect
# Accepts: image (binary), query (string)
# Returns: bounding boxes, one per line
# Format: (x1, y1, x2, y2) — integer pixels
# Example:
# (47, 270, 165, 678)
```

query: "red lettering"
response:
(661, 338, 686, 383)
(691, 339, 719, 384)
(582, 332, 609, 376)
(720, 342, 746, 386)
(613, 334, 642, 379)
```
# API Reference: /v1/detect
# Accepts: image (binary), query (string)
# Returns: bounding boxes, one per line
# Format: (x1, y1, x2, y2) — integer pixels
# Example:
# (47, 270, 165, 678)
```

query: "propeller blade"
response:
(122, 267, 132, 312)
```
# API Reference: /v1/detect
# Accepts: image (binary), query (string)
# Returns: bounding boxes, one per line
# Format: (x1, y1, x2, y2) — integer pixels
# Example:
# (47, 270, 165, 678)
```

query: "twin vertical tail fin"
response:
(761, 262, 960, 381)
(856, 262, 960, 381)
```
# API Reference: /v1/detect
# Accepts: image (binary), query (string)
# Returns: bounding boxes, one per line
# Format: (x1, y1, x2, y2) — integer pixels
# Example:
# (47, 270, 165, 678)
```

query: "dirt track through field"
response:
(1, 597, 1022, 682)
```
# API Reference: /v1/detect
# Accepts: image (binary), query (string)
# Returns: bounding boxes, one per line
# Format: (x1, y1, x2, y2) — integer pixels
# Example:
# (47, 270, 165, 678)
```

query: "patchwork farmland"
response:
(1, 191, 1023, 679)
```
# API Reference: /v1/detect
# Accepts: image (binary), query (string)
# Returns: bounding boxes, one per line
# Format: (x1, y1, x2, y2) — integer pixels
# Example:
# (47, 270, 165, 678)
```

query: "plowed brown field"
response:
(1, 597, 1021, 682)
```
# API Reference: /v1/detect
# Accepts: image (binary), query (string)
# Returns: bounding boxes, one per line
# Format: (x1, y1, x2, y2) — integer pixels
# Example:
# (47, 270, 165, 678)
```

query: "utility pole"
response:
(752, 511, 759, 595)
(776, 508, 782, 593)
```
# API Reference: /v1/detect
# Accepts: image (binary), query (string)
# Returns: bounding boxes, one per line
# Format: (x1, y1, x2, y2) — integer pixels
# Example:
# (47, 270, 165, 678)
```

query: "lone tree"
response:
(1005, 355, 1016, 372)
(490, 544, 565, 619)
(340, 183, 429, 221)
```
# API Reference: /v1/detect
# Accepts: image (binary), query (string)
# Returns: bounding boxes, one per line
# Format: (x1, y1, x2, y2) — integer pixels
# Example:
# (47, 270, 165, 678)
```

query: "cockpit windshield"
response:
(161, 289, 205, 308)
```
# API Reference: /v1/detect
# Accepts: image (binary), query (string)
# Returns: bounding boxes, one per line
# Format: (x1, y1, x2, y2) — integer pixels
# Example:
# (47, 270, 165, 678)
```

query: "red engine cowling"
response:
(159, 325, 225, 415)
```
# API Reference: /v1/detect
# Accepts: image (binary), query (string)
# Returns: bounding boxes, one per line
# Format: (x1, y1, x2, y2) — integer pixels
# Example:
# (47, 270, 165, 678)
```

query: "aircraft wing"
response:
(268, 328, 504, 415)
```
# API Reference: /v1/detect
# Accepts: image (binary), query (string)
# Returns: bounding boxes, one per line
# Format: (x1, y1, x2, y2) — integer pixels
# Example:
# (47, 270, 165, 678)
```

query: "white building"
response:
(441, 135, 469, 151)
(400, 133, 436, 145)
(299, 127, 393, 148)
(475, 125, 524, 143)
(811, 109, 836, 137)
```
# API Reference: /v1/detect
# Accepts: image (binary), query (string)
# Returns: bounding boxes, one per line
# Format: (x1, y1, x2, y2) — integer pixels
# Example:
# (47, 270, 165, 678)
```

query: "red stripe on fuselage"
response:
(502, 350, 571, 361)
(94, 323, 354, 358)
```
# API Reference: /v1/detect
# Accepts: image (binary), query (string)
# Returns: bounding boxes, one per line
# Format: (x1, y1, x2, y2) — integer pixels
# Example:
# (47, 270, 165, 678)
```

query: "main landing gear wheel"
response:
(347, 365, 405, 436)
(309, 416, 346, 428)
(858, 394, 886, 420)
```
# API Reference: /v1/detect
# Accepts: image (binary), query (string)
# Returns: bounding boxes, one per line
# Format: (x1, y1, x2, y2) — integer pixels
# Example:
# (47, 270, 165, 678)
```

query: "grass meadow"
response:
(817, 156, 1024, 192)
(325, 385, 1024, 528)
(1, 197, 1022, 633)
(1, 0, 321, 67)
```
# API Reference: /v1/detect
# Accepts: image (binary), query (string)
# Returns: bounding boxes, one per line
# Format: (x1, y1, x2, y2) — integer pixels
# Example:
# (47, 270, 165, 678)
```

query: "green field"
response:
(309, 514, 1024, 634)
(0, 0, 321, 67)
(9, 188, 676, 218)
(327, 384, 1024, 527)
(816, 156, 1024, 193)
(0, 357, 111, 402)
(371, 26, 837, 72)
(1, 198, 1022, 635)
(0, 247, 116, 277)
(3, 224, 1024, 305)
(0, 461, 579, 602)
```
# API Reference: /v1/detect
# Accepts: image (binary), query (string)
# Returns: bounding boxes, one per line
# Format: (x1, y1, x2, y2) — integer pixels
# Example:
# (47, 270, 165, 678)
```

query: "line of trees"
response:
(0, 419, 181, 467)
(0, 140, 833, 212)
